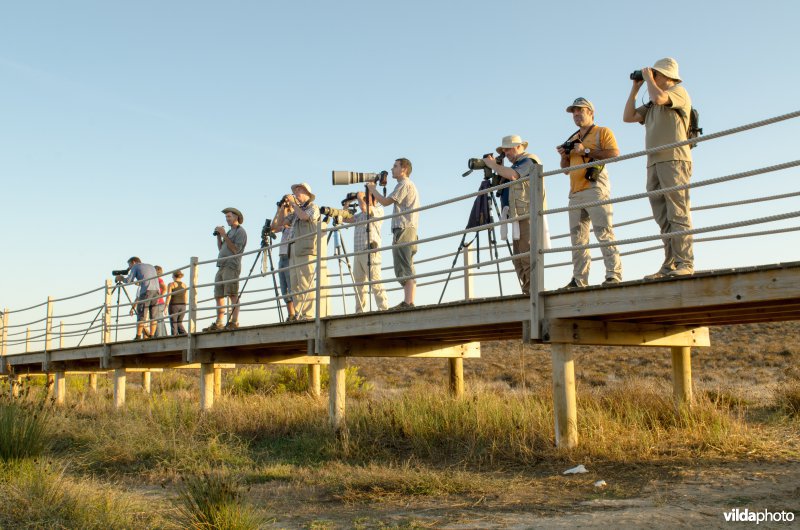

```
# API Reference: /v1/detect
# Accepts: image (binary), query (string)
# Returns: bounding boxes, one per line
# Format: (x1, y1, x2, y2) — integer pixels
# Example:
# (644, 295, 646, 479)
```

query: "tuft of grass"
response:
(227, 365, 372, 397)
(175, 469, 263, 529)
(0, 460, 164, 528)
(0, 384, 52, 462)
(774, 379, 800, 418)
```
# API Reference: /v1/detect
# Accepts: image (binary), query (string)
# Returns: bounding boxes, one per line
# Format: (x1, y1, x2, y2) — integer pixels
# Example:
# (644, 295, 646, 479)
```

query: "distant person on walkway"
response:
(557, 98, 623, 288)
(165, 270, 188, 335)
(367, 158, 419, 309)
(623, 57, 694, 279)
(344, 191, 389, 313)
(115, 257, 159, 340)
(205, 207, 247, 331)
(285, 183, 321, 322)
(153, 265, 169, 337)
(271, 198, 296, 320)
(483, 136, 545, 295)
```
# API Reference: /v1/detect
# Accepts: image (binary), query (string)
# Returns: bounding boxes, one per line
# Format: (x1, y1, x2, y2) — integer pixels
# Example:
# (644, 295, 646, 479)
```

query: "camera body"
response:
(561, 139, 579, 154)
(261, 218, 277, 245)
(630, 69, 644, 81)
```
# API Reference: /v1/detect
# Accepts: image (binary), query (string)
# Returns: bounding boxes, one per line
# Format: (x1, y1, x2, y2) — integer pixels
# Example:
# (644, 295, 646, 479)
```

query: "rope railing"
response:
(2, 110, 798, 356)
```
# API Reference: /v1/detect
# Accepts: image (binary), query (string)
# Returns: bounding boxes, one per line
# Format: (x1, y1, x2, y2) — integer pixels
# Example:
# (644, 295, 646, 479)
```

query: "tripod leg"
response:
(264, 245, 284, 323)
(487, 227, 505, 297)
(438, 234, 471, 305)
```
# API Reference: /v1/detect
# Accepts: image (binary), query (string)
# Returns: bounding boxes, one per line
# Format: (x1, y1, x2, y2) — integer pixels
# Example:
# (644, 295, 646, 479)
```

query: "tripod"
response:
(79, 280, 135, 346)
(237, 224, 285, 323)
(325, 216, 359, 315)
(438, 178, 517, 304)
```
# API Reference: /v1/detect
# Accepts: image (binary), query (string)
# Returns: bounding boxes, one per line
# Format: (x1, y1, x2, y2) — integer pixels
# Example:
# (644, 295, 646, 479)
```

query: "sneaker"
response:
(602, 277, 621, 286)
(133, 335, 144, 341)
(668, 265, 694, 277)
(643, 267, 674, 280)
(224, 321, 239, 331)
(563, 278, 580, 289)
(391, 301, 415, 310)
(203, 322, 223, 332)
(286, 315, 297, 322)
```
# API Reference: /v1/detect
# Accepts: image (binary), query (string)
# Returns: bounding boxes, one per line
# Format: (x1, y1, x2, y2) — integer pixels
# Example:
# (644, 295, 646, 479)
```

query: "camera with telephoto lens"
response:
(630, 69, 644, 81)
(331, 170, 388, 186)
(111, 268, 129, 277)
(462, 153, 505, 188)
(319, 206, 354, 222)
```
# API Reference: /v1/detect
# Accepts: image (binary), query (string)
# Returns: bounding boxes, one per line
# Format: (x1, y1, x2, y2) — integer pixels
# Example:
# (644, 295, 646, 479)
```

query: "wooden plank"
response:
(542, 320, 710, 347)
(325, 338, 481, 359)
(542, 264, 800, 320)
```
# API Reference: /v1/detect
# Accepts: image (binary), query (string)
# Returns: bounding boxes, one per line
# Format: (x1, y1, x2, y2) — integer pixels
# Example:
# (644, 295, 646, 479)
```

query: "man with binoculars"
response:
(557, 97, 622, 288)
(624, 57, 694, 279)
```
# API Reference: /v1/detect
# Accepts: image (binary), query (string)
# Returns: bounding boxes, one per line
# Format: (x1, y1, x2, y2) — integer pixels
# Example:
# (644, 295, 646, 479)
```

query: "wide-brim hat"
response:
(222, 207, 244, 224)
(291, 182, 316, 202)
(566, 97, 594, 113)
(652, 57, 682, 83)
(496, 134, 529, 154)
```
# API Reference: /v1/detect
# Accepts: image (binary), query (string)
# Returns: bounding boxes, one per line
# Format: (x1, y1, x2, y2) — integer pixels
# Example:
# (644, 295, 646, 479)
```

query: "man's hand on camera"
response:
(573, 142, 586, 154)
(215, 226, 225, 238)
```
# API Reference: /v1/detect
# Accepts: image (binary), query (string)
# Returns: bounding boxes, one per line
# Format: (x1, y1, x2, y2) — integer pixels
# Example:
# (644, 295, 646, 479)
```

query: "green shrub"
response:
(176, 469, 262, 529)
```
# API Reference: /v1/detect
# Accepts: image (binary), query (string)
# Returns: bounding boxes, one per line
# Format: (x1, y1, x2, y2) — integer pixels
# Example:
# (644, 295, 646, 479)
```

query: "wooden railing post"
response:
(463, 243, 473, 301)
(186, 257, 199, 363)
(59, 322, 64, 348)
(1, 308, 8, 374)
(103, 280, 113, 345)
(528, 164, 544, 341)
(42, 296, 53, 373)
(314, 222, 323, 354)
(25, 328, 30, 353)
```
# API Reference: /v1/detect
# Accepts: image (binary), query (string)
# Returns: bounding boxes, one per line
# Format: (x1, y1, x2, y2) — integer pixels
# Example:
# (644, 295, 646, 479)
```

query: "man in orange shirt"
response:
(557, 97, 622, 288)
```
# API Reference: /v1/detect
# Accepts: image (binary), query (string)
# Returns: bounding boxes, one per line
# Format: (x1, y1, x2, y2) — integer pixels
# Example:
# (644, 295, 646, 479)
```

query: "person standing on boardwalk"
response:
(557, 98, 623, 288)
(624, 57, 694, 279)
(165, 270, 188, 335)
(205, 207, 247, 331)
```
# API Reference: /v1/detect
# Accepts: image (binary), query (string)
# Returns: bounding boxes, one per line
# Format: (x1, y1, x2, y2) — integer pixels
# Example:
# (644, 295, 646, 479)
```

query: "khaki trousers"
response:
(353, 253, 388, 312)
(289, 254, 328, 320)
(647, 161, 694, 270)
(512, 219, 531, 295)
(568, 186, 622, 285)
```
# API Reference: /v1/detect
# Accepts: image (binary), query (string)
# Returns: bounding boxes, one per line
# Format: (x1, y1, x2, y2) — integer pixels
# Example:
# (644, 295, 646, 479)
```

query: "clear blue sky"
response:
(2, 1, 799, 341)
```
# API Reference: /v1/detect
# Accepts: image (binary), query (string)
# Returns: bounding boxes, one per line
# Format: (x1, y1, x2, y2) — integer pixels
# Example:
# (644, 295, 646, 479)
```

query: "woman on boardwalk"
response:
(165, 270, 188, 335)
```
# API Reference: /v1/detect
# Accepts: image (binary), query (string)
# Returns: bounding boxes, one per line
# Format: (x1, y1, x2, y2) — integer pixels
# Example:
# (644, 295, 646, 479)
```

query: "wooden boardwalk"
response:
(3, 261, 800, 447)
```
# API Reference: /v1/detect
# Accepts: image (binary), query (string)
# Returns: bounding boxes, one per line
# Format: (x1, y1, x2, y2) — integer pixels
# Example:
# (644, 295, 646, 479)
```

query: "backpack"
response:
(687, 107, 703, 148)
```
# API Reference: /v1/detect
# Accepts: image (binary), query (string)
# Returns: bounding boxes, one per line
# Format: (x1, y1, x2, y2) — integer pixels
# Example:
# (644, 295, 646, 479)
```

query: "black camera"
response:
(463, 152, 505, 180)
(212, 229, 221, 237)
(561, 140, 579, 154)
(630, 70, 643, 81)
(261, 218, 277, 246)
(341, 192, 359, 206)
(111, 268, 129, 277)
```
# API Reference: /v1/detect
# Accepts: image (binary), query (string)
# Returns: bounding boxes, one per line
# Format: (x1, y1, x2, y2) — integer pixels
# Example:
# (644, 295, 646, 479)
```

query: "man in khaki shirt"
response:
(623, 57, 694, 278)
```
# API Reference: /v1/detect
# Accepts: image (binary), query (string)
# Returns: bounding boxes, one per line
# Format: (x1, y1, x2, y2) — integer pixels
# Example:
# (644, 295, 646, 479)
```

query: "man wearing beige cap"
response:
(557, 97, 622, 288)
(624, 57, 694, 278)
(483, 136, 543, 295)
(205, 207, 247, 331)
(285, 182, 323, 321)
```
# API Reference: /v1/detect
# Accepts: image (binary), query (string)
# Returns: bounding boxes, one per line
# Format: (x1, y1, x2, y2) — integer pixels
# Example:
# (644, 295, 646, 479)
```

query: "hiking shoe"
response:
(203, 322, 223, 332)
(391, 301, 415, 310)
(643, 267, 674, 280)
(668, 265, 694, 277)
(563, 278, 581, 289)
(133, 335, 144, 341)
(602, 277, 621, 286)
(224, 321, 239, 331)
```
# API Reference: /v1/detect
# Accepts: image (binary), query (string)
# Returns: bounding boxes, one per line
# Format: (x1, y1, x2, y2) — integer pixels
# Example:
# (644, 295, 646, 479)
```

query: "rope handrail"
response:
(51, 305, 106, 320)
(542, 109, 800, 178)
(544, 160, 800, 215)
(545, 210, 800, 253)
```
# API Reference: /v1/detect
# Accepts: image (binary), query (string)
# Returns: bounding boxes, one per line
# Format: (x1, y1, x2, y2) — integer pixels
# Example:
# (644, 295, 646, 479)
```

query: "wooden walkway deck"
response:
(3, 261, 799, 448)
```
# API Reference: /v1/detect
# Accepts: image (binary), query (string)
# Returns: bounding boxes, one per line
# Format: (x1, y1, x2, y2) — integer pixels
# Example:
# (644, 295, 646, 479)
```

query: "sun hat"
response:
(291, 182, 316, 202)
(221, 207, 244, 224)
(566, 97, 594, 113)
(652, 57, 682, 83)
(496, 135, 529, 154)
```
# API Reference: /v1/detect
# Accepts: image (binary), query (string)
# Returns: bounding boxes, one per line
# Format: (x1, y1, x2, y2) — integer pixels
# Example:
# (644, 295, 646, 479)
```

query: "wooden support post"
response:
(200, 363, 214, 411)
(463, 243, 473, 300)
(671, 346, 693, 405)
(142, 371, 152, 394)
(213, 367, 222, 398)
(551, 343, 578, 448)
(329, 356, 347, 433)
(46, 373, 55, 398)
(88, 373, 98, 392)
(113, 368, 126, 408)
(308, 364, 321, 398)
(54, 371, 66, 405)
(448, 358, 464, 397)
